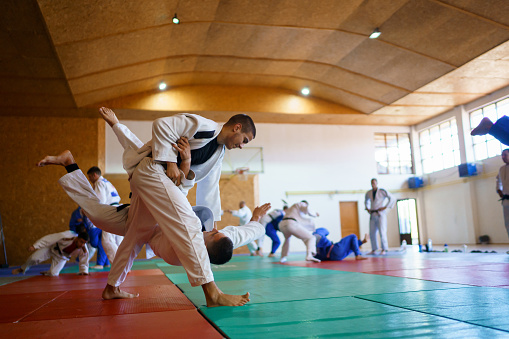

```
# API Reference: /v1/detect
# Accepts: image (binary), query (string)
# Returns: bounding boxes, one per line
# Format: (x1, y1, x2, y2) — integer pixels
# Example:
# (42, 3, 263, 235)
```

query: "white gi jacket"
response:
(497, 165, 509, 206)
(33, 231, 89, 274)
(259, 209, 285, 226)
(364, 188, 395, 214)
(231, 205, 253, 226)
(284, 202, 318, 225)
(121, 114, 225, 220)
(93, 176, 121, 205)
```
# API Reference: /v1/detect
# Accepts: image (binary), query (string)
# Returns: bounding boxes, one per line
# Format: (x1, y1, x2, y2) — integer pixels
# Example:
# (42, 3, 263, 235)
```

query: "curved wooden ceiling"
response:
(1, 0, 509, 125)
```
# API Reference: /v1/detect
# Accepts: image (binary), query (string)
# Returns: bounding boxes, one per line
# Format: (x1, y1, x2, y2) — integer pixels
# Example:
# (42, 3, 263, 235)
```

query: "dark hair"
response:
(75, 223, 87, 234)
(301, 200, 308, 205)
(225, 114, 256, 138)
(503, 149, 509, 153)
(371, 178, 378, 182)
(208, 237, 233, 265)
(77, 232, 89, 242)
(87, 166, 102, 176)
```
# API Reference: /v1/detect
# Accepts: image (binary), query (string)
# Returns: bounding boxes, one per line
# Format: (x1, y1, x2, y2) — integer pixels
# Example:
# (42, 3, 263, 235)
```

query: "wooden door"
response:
(339, 201, 360, 237)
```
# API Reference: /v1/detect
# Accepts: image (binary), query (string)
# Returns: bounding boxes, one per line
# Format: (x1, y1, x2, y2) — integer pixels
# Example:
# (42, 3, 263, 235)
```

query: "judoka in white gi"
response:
(226, 201, 260, 255)
(471, 116, 509, 239)
(79, 107, 254, 307)
(364, 178, 395, 255)
(278, 200, 321, 263)
(12, 230, 89, 276)
(87, 166, 122, 268)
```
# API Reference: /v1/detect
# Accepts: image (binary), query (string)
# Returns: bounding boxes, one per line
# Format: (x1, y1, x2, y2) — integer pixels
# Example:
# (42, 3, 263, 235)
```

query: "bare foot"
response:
(202, 281, 250, 307)
(99, 107, 119, 127)
(362, 234, 369, 244)
(11, 268, 23, 275)
(471, 117, 493, 136)
(355, 255, 368, 260)
(250, 203, 271, 222)
(280, 256, 288, 263)
(102, 284, 139, 300)
(306, 255, 320, 263)
(380, 250, 387, 255)
(36, 150, 75, 167)
(367, 250, 376, 255)
(268, 253, 276, 257)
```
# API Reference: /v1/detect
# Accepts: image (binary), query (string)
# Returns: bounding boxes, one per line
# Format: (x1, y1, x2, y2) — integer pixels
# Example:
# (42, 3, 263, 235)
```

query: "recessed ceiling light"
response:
(369, 28, 381, 39)
(172, 13, 180, 24)
(301, 87, 310, 96)
(159, 82, 167, 90)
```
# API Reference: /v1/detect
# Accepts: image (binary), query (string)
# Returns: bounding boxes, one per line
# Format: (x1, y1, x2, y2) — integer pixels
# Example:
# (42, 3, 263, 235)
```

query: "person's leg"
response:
(95, 231, 110, 267)
(246, 241, 257, 255)
(379, 214, 389, 253)
(369, 215, 379, 254)
(281, 220, 320, 262)
(266, 223, 280, 255)
(101, 231, 119, 264)
(503, 205, 509, 238)
(45, 256, 68, 277)
(13, 247, 52, 275)
(278, 221, 292, 262)
(255, 234, 265, 256)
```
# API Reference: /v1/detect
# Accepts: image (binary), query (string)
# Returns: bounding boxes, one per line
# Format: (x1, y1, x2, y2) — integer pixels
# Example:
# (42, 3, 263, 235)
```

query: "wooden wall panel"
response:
(0, 116, 101, 265)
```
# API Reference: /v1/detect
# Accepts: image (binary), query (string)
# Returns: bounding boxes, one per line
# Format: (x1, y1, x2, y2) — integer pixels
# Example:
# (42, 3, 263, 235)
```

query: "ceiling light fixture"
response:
(159, 82, 167, 90)
(301, 87, 310, 96)
(369, 28, 381, 39)
(172, 13, 180, 24)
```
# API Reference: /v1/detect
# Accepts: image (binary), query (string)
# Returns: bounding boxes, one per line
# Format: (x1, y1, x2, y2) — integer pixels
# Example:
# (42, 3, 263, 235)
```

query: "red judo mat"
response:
(284, 256, 509, 288)
(0, 269, 223, 338)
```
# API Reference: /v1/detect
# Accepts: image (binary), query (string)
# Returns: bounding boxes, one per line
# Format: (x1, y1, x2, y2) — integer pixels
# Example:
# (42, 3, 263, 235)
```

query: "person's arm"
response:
(298, 202, 318, 217)
(33, 231, 73, 249)
(497, 173, 504, 197)
(220, 204, 271, 248)
(365, 192, 371, 213)
(382, 189, 395, 210)
(94, 181, 109, 205)
(112, 123, 145, 151)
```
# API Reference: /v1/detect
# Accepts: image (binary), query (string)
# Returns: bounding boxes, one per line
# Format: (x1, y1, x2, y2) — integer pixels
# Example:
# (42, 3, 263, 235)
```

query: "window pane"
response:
(487, 139, 502, 158)
(420, 130, 430, 145)
(474, 143, 488, 161)
(485, 104, 497, 122)
(443, 152, 454, 168)
(375, 148, 387, 162)
(377, 162, 388, 174)
(375, 133, 413, 175)
(374, 134, 386, 147)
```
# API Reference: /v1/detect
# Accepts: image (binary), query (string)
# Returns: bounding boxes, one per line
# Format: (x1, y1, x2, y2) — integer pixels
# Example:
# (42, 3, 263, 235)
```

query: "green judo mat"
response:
(163, 256, 509, 338)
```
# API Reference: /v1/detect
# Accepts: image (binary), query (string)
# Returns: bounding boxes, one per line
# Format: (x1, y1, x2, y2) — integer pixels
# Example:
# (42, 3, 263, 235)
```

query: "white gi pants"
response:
(101, 231, 123, 264)
(279, 219, 317, 258)
(107, 157, 213, 287)
(370, 212, 388, 251)
(503, 204, 509, 238)
(21, 247, 67, 276)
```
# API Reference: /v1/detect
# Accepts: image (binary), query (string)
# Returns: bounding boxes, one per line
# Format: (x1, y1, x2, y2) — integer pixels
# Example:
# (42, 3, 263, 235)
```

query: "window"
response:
(419, 118, 460, 174)
(375, 133, 413, 174)
(470, 97, 509, 161)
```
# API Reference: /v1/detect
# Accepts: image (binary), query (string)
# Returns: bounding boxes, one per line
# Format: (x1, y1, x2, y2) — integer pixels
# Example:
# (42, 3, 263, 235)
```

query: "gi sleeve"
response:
(33, 231, 73, 250)
(152, 114, 197, 163)
(365, 191, 371, 210)
(112, 123, 145, 151)
(220, 221, 265, 249)
(94, 180, 109, 205)
(383, 189, 396, 209)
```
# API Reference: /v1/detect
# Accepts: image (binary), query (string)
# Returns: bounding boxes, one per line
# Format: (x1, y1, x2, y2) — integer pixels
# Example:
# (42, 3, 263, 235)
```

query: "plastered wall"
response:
(0, 116, 103, 265)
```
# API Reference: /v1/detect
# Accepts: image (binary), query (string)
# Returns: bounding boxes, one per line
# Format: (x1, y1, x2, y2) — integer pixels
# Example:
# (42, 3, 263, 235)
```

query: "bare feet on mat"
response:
(355, 255, 368, 260)
(306, 255, 320, 263)
(11, 268, 22, 275)
(380, 250, 387, 255)
(471, 117, 493, 136)
(362, 233, 369, 244)
(268, 253, 276, 257)
(36, 150, 75, 167)
(367, 250, 376, 255)
(102, 284, 139, 300)
(203, 281, 250, 307)
(99, 107, 119, 127)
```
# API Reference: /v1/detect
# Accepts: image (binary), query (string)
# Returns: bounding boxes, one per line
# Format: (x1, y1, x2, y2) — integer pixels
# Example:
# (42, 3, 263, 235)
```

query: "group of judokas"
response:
(13, 165, 124, 276)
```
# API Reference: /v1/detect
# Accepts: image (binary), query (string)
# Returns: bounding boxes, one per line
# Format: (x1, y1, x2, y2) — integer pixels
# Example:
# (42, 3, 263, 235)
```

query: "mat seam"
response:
(14, 290, 69, 323)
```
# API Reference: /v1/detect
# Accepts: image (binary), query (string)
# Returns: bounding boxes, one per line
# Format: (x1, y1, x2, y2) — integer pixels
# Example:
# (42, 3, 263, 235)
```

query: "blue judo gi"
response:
(313, 228, 363, 261)
(69, 207, 109, 266)
(266, 214, 284, 254)
(489, 115, 509, 146)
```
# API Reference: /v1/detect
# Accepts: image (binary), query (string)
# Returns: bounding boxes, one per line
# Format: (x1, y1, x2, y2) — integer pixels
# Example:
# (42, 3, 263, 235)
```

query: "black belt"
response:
(282, 218, 297, 222)
(117, 204, 130, 212)
(501, 195, 509, 201)
(54, 245, 62, 255)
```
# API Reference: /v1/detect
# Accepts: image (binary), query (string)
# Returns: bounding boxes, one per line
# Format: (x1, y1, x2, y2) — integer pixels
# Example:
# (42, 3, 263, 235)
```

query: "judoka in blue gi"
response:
(257, 207, 287, 257)
(70, 207, 109, 267)
(471, 115, 509, 145)
(313, 228, 368, 261)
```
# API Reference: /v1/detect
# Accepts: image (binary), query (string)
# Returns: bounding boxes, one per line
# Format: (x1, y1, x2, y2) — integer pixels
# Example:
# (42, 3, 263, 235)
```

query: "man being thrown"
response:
(313, 228, 368, 261)
(37, 149, 270, 275)
(41, 107, 256, 307)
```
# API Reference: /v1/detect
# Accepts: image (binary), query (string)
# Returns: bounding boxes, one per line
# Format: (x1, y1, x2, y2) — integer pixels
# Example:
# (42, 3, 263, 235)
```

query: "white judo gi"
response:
(107, 114, 227, 287)
(496, 164, 509, 238)
(20, 231, 89, 276)
(279, 202, 318, 259)
(58, 169, 264, 270)
(365, 188, 394, 251)
(231, 205, 258, 253)
(92, 175, 122, 263)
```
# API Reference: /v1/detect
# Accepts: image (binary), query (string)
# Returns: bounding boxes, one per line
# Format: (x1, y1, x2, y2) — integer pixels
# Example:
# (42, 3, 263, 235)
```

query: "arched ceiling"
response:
(1, 0, 509, 125)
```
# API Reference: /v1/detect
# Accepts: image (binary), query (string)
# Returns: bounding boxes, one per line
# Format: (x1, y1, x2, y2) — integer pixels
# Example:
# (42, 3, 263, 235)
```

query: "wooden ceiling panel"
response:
(392, 92, 481, 107)
(56, 23, 210, 79)
(309, 85, 384, 114)
(373, 105, 450, 117)
(306, 31, 365, 65)
(439, 0, 509, 27)
(0, 0, 46, 32)
(1, 78, 70, 96)
(69, 56, 199, 94)
(213, 0, 363, 28)
(338, 39, 455, 90)
(380, 0, 509, 66)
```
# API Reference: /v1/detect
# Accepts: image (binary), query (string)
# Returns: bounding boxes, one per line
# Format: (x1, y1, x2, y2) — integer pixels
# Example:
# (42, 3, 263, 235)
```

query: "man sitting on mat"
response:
(313, 228, 368, 261)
